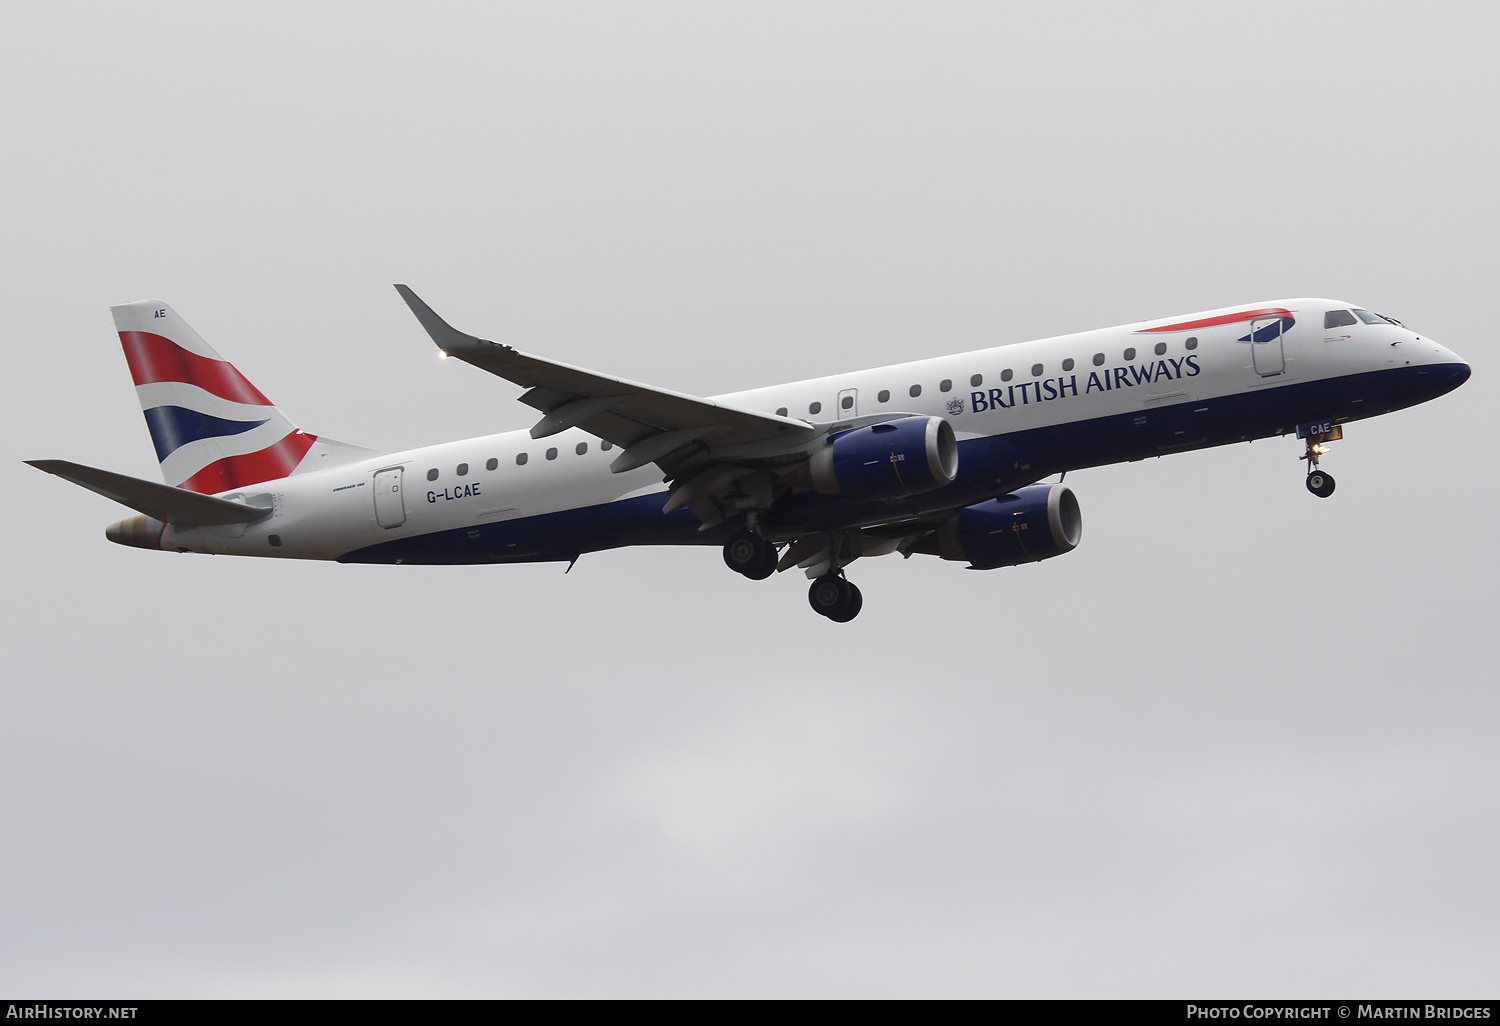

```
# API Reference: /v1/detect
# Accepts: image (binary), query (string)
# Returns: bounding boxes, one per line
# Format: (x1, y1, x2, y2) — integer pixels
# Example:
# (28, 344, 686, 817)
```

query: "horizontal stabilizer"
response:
(26, 460, 272, 525)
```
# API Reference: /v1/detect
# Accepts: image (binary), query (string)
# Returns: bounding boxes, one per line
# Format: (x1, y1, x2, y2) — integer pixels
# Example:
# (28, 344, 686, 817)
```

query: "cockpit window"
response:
(1325, 309, 1357, 328)
(1353, 309, 1395, 325)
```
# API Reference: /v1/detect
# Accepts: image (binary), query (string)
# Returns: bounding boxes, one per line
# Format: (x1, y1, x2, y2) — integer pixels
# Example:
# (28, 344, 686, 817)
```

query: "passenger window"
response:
(426, 468, 439, 481)
(1154, 342, 1167, 356)
(1001, 369, 1013, 382)
(546, 447, 558, 461)
(601, 441, 612, 451)
(840, 395, 854, 409)
(970, 374, 982, 387)
(1031, 363, 1043, 377)
(515, 453, 528, 466)
(486, 458, 498, 471)
(776, 407, 788, 417)
(909, 384, 922, 397)
(1123, 348, 1136, 361)
(1062, 358, 1074, 372)
(809, 401, 822, 415)
(1325, 309, 1358, 328)
(1185, 337, 1198, 350)
(456, 463, 468, 476)
(1092, 353, 1105, 366)
(575, 442, 588, 455)
(878, 390, 890, 403)
(939, 379, 952, 392)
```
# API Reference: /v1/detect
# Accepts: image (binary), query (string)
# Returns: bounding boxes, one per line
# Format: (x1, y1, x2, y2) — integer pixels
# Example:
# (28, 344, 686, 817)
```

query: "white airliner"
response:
(28, 288, 1470, 621)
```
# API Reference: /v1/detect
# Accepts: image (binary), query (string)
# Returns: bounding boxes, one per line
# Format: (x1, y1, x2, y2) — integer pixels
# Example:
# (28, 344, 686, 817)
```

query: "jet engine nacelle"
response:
(806, 416, 959, 502)
(920, 483, 1082, 569)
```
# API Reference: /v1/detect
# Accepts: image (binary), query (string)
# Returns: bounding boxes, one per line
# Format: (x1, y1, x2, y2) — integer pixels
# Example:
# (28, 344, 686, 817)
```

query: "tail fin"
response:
(112, 300, 376, 493)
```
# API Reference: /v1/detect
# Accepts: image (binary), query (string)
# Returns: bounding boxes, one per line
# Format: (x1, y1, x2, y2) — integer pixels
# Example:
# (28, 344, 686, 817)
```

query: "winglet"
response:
(394, 285, 501, 356)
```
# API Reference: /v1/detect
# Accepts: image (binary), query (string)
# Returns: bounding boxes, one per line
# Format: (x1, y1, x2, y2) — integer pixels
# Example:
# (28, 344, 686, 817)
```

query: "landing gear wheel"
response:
(723, 531, 776, 580)
(808, 575, 860, 621)
(1306, 471, 1336, 498)
(748, 545, 777, 580)
(1301, 431, 1341, 499)
(826, 583, 863, 623)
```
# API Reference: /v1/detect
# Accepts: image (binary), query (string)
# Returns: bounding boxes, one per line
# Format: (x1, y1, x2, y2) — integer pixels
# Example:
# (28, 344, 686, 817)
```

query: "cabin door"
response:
(373, 468, 406, 528)
(1249, 315, 1286, 377)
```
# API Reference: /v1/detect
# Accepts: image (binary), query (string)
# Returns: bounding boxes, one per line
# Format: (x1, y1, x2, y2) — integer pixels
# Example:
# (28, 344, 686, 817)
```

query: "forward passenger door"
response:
(1249, 316, 1287, 377)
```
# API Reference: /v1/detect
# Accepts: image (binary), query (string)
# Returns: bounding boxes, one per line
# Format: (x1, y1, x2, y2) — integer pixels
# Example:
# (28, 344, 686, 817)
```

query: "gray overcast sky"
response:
(2, 1, 1497, 997)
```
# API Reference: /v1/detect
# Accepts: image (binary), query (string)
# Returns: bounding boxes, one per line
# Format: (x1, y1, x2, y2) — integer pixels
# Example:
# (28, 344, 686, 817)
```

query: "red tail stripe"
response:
(1134, 308, 1292, 333)
(176, 431, 317, 494)
(119, 331, 275, 407)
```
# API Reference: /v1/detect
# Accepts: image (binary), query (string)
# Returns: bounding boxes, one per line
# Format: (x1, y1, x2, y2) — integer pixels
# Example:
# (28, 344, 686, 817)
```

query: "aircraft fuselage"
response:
(143, 298, 1466, 566)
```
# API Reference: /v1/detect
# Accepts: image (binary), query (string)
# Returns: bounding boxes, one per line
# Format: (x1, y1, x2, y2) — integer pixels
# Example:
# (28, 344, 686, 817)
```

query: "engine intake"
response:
(920, 484, 1082, 569)
(807, 416, 958, 502)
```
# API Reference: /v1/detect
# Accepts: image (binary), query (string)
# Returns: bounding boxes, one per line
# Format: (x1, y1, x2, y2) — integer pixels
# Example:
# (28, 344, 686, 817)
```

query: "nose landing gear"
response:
(1306, 469, 1336, 498)
(1298, 422, 1343, 499)
(808, 573, 863, 622)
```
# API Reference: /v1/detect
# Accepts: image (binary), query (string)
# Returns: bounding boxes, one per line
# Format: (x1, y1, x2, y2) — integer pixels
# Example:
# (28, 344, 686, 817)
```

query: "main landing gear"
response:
(722, 529, 865, 622)
(722, 530, 777, 580)
(808, 573, 863, 623)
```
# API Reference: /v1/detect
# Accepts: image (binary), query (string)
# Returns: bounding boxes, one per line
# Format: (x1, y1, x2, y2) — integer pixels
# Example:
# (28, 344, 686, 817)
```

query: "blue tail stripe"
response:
(142, 405, 269, 461)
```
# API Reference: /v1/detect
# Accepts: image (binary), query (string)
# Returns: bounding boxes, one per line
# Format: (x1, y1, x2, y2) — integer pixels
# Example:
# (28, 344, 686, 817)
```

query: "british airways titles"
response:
(966, 354, 1202, 414)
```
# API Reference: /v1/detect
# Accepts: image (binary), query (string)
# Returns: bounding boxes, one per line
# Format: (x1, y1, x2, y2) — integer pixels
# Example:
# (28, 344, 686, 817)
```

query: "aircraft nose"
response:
(1430, 354, 1471, 397)
(1423, 337, 1470, 389)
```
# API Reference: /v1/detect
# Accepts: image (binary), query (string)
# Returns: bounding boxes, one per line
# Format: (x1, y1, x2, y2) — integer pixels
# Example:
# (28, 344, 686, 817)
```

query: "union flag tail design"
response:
(112, 300, 319, 494)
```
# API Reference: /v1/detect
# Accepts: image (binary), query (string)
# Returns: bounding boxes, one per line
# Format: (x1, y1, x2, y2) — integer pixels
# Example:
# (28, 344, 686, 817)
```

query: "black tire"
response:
(808, 574, 852, 618)
(746, 542, 778, 581)
(724, 531, 773, 577)
(826, 583, 863, 622)
(1306, 471, 1336, 498)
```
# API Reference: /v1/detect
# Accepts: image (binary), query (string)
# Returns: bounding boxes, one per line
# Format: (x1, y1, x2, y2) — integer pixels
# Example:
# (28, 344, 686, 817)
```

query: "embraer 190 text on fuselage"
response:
(28, 289, 1471, 622)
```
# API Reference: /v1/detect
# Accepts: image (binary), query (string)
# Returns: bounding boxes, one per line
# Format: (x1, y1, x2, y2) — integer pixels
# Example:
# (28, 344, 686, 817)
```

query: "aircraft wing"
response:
(395, 285, 816, 477)
(26, 460, 272, 525)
